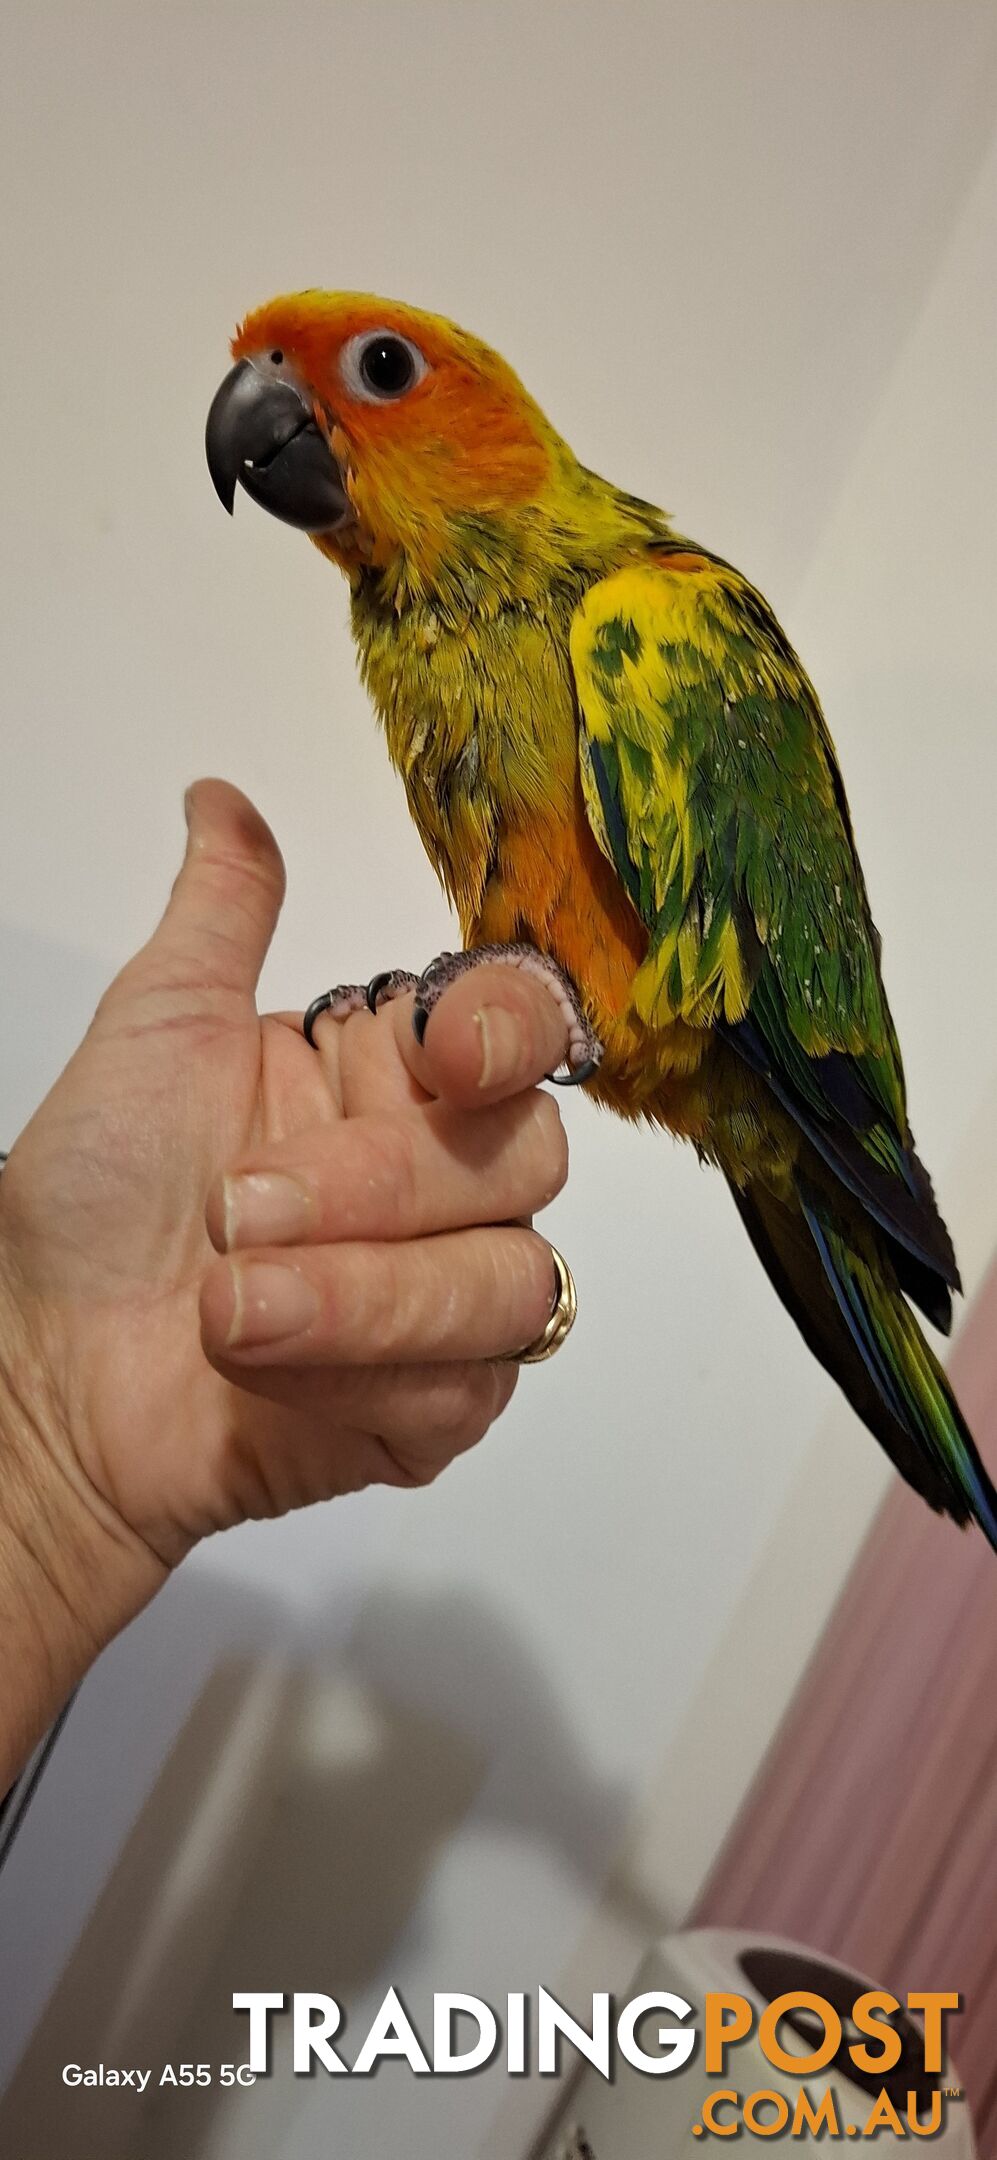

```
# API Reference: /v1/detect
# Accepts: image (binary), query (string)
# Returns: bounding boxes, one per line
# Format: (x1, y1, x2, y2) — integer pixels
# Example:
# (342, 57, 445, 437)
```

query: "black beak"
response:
(205, 359, 350, 532)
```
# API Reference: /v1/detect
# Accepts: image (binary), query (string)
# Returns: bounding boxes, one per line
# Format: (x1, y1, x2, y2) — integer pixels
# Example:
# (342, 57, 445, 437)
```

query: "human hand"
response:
(0, 781, 570, 1775)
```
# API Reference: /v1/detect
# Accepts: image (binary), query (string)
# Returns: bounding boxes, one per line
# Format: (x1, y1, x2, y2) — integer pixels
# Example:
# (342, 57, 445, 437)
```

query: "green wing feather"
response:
(569, 550, 957, 1299)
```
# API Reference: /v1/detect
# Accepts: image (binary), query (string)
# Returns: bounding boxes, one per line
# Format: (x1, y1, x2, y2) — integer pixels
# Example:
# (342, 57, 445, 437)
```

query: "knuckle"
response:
(393, 1446, 444, 1489)
(385, 1372, 502, 1487)
(335, 1243, 402, 1356)
(417, 1458, 446, 1488)
(342, 1118, 419, 1237)
(381, 1119, 422, 1230)
(432, 1375, 484, 1449)
(493, 1363, 519, 1416)
(529, 1092, 569, 1201)
(485, 1227, 552, 1347)
(519, 1232, 557, 1334)
(435, 1367, 501, 1455)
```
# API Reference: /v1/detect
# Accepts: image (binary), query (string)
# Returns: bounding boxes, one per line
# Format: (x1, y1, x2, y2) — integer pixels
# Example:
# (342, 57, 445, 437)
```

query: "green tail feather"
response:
(798, 1187, 997, 1551)
(730, 1178, 997, 1546)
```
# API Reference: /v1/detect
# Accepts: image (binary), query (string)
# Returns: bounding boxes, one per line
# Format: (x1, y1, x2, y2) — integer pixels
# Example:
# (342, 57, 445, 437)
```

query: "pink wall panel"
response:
(695, 1253, 997, 2135)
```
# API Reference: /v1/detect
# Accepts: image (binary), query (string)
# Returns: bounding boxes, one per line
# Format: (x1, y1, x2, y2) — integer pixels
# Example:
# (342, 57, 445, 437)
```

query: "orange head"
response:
(206, 290, 579, 596)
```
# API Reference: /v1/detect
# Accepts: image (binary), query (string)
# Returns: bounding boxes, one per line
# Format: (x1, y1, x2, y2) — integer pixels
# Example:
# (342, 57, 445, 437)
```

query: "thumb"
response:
(145, 779, 286, 998)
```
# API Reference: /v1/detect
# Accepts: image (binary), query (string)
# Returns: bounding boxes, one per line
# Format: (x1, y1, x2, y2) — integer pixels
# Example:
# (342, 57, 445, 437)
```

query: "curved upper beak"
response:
(205, 360, 350, 532)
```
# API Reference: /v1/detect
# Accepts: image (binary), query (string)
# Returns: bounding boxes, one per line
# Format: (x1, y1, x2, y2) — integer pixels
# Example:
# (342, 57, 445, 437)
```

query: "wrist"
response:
(0, 1263, 164, 1789)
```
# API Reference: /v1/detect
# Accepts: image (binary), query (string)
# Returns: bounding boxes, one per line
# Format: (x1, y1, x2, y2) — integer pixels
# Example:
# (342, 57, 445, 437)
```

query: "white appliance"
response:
(536, 1931, 975, 2158)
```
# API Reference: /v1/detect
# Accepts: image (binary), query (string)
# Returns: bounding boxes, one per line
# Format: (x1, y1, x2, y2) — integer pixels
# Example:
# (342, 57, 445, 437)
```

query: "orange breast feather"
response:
(472, 782, 714, 1125)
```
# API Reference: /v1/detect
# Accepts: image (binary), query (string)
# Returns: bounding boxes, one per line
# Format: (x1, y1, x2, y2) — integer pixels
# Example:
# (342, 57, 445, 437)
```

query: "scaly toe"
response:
(303, 969, 421, 1047)
(404, 942, 604, 1084)
(366, 969, 419, 1013)
(304, 984, 369, 1044)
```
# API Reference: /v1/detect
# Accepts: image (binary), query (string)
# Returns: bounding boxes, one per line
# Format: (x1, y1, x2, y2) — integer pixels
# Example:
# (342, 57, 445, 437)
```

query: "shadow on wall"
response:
(0, 1576, 671, 2160)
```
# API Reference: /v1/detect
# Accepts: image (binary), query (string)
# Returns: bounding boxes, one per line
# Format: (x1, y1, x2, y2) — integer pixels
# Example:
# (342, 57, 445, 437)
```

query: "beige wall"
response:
(1, 5, 995, 2156)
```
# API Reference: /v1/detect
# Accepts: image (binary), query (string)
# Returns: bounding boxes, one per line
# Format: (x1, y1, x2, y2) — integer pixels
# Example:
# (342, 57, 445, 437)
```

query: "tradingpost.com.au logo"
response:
(230, 1983, 960, 2137)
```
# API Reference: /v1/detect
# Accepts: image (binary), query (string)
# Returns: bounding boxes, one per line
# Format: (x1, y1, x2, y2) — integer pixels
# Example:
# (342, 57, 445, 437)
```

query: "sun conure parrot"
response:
(205, 291, 996, 1548)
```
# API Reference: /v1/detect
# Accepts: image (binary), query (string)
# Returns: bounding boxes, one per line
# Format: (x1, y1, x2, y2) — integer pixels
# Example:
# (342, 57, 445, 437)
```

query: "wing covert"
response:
(569, 553, 958, 1293)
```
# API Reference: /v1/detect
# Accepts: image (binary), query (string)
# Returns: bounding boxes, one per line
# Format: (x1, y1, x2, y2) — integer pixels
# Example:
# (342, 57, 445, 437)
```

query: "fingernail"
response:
(221, 1172, 313, 1250)
(475, 1005, 523, 1090)
(224, 1261, 320, 1349)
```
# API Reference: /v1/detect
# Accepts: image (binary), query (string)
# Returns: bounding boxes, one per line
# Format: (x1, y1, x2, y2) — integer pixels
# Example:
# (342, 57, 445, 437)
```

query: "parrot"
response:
(205, 290, 997, 1549)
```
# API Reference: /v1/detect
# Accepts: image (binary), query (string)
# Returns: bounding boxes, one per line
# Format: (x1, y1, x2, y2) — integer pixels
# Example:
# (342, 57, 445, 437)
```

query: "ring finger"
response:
(201, 1224, 557, 1368)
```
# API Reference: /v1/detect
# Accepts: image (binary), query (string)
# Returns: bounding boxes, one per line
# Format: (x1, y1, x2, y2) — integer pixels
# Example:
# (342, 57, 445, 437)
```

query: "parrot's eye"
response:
(340, 330, 427, 405)
(269, 348, 284, 365)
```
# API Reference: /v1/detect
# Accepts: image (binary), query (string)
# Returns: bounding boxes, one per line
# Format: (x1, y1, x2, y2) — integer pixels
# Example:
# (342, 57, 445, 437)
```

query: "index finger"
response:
(393, 963, 571, 1109)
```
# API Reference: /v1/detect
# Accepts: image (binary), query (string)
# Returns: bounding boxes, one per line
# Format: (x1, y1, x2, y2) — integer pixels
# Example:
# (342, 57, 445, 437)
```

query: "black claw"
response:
(366, 972, 393, 1015)
(548, 1058, 599, 1088)
(412, 1003, 430, 1046)
(303, 991, 333, 1048)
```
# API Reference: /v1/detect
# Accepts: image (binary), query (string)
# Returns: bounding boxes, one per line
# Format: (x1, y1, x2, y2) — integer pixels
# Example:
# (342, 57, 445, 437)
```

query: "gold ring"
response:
(507, 1245, 577, 1365)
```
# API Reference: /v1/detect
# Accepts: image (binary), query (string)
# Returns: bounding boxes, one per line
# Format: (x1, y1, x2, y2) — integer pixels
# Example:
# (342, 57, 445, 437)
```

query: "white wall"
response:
(1, 6, 995, 2156)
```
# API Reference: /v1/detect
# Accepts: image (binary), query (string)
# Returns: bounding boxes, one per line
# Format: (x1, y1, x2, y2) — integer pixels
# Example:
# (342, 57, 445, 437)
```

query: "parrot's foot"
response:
(303, 969, 420, 1044)
(303, 945, 603, 1084)
(410, 943, 603, 1086)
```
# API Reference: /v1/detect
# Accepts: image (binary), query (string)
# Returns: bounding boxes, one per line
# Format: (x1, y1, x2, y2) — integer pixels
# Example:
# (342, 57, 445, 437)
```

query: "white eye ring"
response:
(339, 330, 428, 405)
